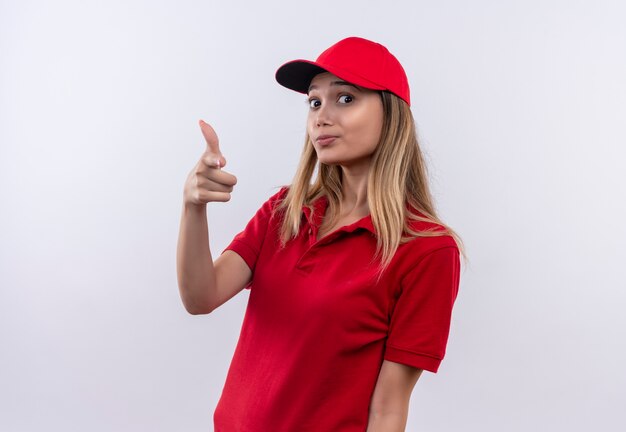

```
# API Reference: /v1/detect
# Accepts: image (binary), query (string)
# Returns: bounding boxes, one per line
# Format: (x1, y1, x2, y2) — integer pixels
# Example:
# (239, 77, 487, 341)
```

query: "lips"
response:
(315, 135, 338, 146)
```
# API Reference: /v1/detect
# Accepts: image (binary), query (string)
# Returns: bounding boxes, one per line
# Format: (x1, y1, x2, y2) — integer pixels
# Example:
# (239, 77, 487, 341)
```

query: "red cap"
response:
(275, 37, 411, 106)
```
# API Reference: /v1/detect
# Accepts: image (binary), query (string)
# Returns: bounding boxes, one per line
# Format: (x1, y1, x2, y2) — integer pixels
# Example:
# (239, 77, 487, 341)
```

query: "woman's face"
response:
(306, 72, 384, 169)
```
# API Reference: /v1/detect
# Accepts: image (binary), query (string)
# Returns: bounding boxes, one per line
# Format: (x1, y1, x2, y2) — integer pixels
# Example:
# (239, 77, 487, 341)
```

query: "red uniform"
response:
(213, 187, 460, 431)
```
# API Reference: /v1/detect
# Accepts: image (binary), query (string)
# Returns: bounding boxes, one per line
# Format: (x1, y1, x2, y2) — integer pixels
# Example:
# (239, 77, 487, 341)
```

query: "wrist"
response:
(183, 202, 207, 214)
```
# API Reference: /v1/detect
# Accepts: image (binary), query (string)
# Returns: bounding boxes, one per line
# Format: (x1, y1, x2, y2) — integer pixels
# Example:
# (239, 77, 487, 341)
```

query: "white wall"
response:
(1, 0, 625, 430)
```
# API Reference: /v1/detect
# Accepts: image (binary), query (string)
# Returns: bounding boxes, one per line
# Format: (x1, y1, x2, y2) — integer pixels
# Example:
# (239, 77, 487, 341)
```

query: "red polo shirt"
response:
(213, 187, 460, 431)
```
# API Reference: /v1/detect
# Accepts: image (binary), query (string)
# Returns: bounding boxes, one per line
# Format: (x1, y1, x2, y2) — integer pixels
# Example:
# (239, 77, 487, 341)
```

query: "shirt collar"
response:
(302, 194, 376, 235)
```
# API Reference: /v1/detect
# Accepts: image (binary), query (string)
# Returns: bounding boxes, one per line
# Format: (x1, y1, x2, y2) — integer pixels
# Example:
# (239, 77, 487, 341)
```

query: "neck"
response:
(338, 163, 370, 216)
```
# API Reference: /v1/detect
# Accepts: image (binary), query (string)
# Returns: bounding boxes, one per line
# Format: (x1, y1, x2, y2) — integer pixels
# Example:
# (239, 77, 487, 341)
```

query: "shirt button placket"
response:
(296, 245, 317, 274)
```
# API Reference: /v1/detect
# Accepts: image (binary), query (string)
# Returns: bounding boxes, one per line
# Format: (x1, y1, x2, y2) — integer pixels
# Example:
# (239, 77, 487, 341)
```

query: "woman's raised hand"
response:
(183, 120, 238, 206)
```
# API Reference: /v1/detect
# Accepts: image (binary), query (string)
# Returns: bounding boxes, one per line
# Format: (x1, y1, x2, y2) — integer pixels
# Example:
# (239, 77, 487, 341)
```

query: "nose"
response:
(314, 103, 332, 127)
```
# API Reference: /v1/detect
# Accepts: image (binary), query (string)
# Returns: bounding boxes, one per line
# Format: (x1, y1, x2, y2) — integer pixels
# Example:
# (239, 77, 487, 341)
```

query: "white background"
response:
(1, 0, 625, 431)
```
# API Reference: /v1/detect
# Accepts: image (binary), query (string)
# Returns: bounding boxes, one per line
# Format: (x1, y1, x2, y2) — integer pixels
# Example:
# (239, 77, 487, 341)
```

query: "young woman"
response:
(177, 36, 463, 432)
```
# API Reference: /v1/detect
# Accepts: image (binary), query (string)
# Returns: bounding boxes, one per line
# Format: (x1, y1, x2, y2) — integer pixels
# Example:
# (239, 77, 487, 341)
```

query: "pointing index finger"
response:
(199, 119, 220, 154)
(199, 119, 225, 169)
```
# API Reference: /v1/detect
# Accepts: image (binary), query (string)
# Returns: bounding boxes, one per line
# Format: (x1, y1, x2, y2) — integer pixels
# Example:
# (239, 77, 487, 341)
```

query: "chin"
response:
(317, 154, 373, 169)
(314, 151, 337, 165)
(316, 156, 342, 166)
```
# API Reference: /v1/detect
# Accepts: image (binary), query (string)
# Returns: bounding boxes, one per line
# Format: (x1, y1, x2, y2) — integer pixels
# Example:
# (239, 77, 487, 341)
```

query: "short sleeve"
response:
(384, 246, 461, 373)
(223, 187, 287, 281)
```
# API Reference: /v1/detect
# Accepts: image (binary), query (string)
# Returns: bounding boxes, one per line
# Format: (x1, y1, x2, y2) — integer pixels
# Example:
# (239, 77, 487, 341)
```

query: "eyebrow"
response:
(308, 80, 362, 93)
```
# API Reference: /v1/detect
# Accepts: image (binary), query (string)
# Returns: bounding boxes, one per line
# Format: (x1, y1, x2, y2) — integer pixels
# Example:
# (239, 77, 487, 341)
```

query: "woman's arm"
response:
(366, 360, 423, 432)
(176, 203, 251, 315)
(176, 120, 250, 315)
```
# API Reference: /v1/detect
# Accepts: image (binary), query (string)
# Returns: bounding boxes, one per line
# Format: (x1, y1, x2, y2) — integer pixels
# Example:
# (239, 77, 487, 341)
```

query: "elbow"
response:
(183, 297, 217, 315)
(179, 289, 216, 315)
(185, 303, 215, 315)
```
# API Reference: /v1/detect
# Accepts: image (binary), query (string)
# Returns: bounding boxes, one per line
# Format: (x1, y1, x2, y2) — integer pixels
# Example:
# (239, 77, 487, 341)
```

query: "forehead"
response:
(309, 72, 340, 86)
(308, 72, 362, 93)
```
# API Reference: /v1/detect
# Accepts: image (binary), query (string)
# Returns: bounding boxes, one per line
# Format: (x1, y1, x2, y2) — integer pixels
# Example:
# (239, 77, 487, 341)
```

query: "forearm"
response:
(176, 203, 216, 314)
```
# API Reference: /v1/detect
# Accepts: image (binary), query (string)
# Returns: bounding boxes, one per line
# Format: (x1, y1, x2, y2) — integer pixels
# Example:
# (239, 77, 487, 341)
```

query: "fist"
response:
(183, 120, 238, 205)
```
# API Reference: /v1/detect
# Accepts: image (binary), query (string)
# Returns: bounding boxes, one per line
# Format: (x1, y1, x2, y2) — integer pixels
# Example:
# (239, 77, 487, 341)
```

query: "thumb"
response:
(198, 119, 225, 168)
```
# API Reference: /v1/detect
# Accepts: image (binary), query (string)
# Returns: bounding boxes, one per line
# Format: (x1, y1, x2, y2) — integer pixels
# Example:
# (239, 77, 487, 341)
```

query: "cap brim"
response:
(275, 59, 388, 95)
(275, 60, 328, 94)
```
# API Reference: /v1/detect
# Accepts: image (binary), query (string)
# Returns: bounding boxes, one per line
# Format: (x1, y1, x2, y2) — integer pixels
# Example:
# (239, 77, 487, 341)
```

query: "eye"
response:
(338, 94, 353, 104)
(308, 98, 321, 109)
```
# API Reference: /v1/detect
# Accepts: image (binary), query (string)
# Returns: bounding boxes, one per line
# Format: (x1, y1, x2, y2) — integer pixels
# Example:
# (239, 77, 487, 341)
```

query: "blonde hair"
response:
(276, 91, 465, 271)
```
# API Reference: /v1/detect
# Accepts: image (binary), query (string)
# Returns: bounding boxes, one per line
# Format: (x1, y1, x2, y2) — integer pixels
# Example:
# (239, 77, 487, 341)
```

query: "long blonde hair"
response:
(276, 91, 465, 271)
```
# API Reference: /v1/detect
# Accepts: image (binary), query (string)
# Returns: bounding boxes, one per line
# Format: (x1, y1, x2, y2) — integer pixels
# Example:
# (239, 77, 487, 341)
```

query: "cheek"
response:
(306, 114, 314, 135)
(352, 108, 383, 149)
(370, 115, 384, 146)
